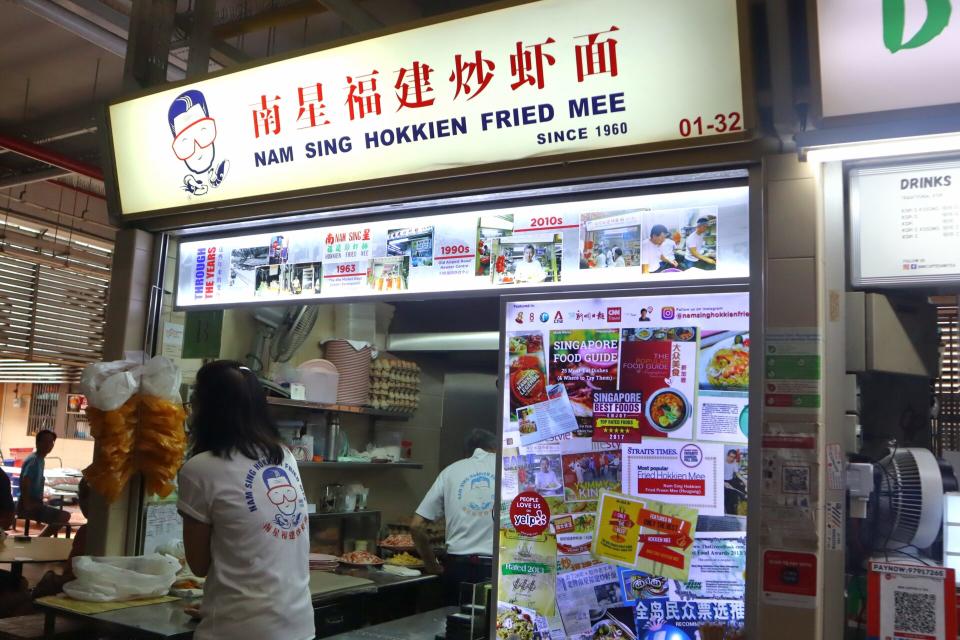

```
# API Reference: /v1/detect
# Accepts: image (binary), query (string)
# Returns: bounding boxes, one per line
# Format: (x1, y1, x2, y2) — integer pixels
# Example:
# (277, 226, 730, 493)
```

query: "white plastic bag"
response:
(63, 554, 181, 602)
(80, 356, 183, 410)
(80, 360, 140, 411)
(140, 356, 182, 402)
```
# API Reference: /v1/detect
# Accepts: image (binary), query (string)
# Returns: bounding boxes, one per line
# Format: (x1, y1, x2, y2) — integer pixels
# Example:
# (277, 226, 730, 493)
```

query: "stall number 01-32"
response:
(678, 113, 743, 137)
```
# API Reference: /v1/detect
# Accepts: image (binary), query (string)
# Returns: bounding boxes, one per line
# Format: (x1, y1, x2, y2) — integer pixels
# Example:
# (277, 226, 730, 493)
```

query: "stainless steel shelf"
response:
(267, 396, 412, 419)
(308, 510, 381, 519)
(297, 461, 422, 470)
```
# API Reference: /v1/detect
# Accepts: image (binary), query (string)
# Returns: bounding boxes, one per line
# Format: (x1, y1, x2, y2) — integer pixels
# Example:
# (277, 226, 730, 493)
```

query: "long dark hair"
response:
(189, 360, 283, 464)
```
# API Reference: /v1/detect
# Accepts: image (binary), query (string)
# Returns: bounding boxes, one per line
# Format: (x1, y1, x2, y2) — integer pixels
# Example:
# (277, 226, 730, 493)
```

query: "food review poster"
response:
(499, 291, 751, 635)
(503, 292, 750, 445)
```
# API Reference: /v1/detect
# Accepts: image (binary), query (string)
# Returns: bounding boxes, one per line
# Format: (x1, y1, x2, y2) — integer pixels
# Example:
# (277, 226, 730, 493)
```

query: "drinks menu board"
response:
(175, 186, 749, 307)
(851, 161, 960, 287)
(499, 291, 750, 638)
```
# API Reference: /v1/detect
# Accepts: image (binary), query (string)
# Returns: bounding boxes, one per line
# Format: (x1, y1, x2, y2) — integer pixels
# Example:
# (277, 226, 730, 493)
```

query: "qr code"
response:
(894, 590, 937, 634)
(781, 465, 810, 494)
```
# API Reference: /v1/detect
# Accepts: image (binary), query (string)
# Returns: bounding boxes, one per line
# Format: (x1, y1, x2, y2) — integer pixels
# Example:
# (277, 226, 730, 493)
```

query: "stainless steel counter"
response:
(325, 606, 458, 640)
(36, 570, 438, 638)
(334, 566, 438, 592)
(90, 598, 200, 639)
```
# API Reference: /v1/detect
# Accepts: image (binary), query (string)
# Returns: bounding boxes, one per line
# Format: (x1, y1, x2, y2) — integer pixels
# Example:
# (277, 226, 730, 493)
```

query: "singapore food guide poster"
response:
(503, 292, 750, 446)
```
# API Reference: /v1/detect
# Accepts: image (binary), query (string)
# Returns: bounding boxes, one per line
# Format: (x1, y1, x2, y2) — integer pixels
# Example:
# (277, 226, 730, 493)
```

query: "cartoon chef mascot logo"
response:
(262, 466, 302, 531)
(168, 89, 229, 196)
(460, 473, 494, 516)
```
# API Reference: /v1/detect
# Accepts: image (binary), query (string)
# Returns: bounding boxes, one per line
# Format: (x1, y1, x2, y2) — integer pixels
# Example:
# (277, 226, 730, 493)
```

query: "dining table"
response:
(0, 536, 72, 580)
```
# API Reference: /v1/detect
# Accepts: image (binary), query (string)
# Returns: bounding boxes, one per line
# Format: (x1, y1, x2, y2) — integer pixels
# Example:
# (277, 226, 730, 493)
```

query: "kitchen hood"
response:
(387, 331, 499, 352)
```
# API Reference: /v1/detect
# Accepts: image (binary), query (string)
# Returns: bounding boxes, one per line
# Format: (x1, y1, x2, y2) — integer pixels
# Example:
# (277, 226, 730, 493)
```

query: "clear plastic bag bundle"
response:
(80, 357, 187, 502)
(63, 554, 181, 602)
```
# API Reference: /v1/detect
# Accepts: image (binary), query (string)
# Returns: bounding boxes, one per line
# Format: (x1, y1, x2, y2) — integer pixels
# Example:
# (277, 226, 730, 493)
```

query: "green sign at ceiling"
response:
(181, 310, 223, 360)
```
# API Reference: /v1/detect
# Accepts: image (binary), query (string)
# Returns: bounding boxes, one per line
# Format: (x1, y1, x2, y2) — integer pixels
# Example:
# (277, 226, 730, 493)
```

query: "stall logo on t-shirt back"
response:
(458, 471, 495, 517)
(244, 459, 307, 540)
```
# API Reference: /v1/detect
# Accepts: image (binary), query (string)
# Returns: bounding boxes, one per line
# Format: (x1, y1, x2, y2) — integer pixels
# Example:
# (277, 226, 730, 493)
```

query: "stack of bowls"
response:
(323, 339, 372, 405)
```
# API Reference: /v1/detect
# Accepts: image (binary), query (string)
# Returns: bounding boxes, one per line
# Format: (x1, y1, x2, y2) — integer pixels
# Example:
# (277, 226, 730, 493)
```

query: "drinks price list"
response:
(852, 163, 960, 284)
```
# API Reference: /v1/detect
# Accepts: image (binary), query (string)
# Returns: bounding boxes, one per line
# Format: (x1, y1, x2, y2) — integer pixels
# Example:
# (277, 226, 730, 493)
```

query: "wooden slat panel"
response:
(935, 298, 960, 453)
(0, 244, 112, 380)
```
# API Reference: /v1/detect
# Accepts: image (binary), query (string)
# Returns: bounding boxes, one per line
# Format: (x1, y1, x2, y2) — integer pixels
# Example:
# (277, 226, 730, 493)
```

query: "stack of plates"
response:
(324, 340, 372, 405)
(308, 553, 339, 572)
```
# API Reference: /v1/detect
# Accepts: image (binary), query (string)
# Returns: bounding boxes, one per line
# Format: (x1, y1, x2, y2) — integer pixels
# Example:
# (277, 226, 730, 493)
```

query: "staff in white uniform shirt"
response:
(643, 224, 679, 272)
(683, 217, 716, 269)
(178, 361, 313, 640)
(513, 244, 548, 283)
(411, 429, 497, 604)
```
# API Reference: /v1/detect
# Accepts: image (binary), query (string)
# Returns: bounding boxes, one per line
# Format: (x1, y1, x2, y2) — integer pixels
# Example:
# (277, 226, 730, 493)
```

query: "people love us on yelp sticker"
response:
(510, 491, 551, 536)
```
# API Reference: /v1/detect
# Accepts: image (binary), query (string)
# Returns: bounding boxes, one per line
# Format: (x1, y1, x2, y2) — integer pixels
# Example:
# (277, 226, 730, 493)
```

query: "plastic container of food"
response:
(296, 359, 339, 404)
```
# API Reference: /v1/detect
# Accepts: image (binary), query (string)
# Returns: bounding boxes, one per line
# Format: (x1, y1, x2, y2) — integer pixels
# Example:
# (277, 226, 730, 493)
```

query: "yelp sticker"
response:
(509, 491, 550, 537)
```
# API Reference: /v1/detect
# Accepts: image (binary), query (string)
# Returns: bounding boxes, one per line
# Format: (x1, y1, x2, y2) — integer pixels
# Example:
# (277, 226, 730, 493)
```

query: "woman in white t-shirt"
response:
(178, 361, 313, 640)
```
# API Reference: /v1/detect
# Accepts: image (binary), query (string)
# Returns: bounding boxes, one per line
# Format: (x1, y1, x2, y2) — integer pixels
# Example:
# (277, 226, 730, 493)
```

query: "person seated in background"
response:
(0, 472, 28, 617)
(0, 469, 14, 531)
(33, 479, 90, 597)
(17, 430, 71, 537)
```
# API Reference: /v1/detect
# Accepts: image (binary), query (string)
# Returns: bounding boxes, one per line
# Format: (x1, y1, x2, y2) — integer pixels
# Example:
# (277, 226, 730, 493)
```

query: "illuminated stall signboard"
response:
(108, 0, 747, 217)
(817, 0, 960, 118)
(175, 186, 749, 307)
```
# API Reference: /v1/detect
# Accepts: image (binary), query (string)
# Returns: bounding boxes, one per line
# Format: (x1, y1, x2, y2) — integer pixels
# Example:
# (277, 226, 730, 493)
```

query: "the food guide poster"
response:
(498, 292, 750, 639)
(504, 292, 750, 445)
(176, 186, 749, 307)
